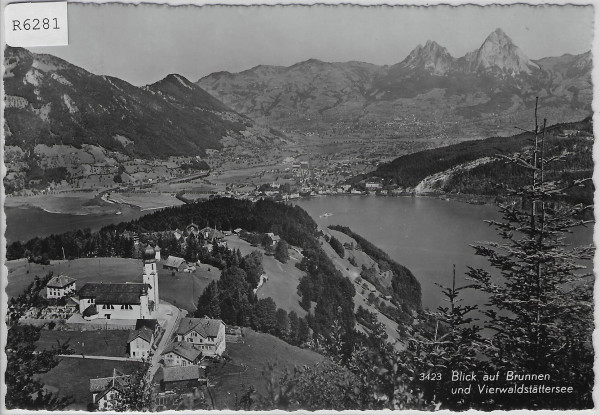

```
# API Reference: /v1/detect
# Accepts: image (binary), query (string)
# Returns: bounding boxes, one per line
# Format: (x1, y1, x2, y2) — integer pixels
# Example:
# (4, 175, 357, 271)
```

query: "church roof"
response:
(83, 304, 98, 317)
(78, 283, 149, 305)
(143, 245, 156, 261)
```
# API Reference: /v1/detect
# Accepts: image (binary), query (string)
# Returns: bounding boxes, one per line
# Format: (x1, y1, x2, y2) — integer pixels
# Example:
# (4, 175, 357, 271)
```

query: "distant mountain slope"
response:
(198, 59, 384, 129)
(352, 117, 594, 205)
(198, 29, 591, 138)
(3, 46, 278, 159)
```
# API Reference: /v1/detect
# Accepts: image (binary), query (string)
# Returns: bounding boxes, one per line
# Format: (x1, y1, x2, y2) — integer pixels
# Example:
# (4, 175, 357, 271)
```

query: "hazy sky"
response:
(31, 3, 594, 86)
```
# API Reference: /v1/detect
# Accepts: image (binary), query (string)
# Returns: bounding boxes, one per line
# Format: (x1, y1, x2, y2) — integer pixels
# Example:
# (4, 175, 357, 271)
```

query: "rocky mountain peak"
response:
(468, 28, 538, 74)
(401, 39, 455, 75)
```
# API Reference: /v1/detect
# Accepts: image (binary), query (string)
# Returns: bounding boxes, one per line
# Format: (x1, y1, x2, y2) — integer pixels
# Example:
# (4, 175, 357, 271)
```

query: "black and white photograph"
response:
(1, 0, 595, 411)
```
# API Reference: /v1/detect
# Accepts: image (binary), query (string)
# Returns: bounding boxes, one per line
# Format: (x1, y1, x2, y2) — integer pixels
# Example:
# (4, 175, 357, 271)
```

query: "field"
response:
(209, 328, 324, 409)
(6, 257, 221, 311)
(36, 330, 130, 357)
(35, 358, 142, 410)
(224, 236, 307, 316)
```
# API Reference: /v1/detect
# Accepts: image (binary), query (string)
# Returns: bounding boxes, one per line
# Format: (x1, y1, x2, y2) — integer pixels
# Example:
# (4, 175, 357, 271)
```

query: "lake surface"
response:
(296, 195, 593, 310)
(5, 195, 593, 312)
(5, 206, 145, 243)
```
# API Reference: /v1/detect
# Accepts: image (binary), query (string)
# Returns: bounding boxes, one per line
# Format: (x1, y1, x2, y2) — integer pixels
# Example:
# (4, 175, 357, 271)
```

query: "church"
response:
(78, 246, 160, 320)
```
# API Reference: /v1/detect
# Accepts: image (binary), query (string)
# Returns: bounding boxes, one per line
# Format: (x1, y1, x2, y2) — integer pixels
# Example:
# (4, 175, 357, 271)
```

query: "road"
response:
(58, 354, 139, 362)
(149, 301, 185, 378)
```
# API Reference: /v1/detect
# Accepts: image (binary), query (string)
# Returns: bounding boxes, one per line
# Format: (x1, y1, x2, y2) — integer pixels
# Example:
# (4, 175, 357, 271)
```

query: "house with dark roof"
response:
(161, 341, 203, 367)
(78, 282, 151, 320)
(163, 256, 186, 271)
(46, 275, 77, 299)
(89, 369, 131, 411)
(155, 365, 206, 394)
(128, 326, 155, 358)
(176, 317, 226, 356)
(136, 318, 158, 332)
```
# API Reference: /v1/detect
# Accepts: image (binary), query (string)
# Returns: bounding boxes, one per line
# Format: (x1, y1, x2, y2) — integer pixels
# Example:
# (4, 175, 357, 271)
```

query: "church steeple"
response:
(142, 245, 159, 314)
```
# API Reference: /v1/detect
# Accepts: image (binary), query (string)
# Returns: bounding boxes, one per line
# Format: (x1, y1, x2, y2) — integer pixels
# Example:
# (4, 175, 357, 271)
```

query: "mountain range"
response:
(2, 28, 593, 172)
(3, 46, 280, 159)
(198, 28, 591, 138)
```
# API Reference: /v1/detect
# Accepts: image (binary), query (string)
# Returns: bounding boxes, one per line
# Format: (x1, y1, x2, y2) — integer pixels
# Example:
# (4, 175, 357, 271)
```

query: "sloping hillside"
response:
(4, 47, 280, 159)
(354, 117, 593, 205)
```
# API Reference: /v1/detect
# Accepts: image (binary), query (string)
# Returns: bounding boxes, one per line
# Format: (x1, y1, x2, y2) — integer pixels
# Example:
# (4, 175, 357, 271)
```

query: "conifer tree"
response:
(467, 99, 594, 409)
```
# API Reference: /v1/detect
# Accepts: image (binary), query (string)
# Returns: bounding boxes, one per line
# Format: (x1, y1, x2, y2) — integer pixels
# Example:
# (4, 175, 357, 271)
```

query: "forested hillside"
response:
(9, 199, 422, 340)
(355, 117, 593, 204)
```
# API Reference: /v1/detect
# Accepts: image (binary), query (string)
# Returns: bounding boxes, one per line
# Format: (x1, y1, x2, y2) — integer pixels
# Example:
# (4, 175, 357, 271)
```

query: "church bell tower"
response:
(142, 245, 159, 313)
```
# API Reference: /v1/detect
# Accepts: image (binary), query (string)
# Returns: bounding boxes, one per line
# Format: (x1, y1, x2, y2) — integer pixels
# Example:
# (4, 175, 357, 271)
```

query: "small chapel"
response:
(78, 246, 160, 320)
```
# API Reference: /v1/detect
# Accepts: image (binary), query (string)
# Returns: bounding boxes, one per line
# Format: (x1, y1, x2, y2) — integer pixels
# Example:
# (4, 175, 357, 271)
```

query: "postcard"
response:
(1, 0, 595, 411)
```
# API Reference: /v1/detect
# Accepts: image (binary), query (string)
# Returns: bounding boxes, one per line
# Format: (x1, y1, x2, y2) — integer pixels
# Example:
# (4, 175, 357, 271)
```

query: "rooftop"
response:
(159, 365, 205, 383)
(127, 326, 154, 344)
(135, 319, 158, 331)
(176, 317, 223, 338)
(162, 341, 203, 362)
(164, 256, 185, 268)
(78, 283, 149, 305)
(47, 275, 77, 288)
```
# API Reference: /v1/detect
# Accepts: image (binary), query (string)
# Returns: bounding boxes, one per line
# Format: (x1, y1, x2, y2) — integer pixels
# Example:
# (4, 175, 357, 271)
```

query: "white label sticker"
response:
(5, 1, 68, 47)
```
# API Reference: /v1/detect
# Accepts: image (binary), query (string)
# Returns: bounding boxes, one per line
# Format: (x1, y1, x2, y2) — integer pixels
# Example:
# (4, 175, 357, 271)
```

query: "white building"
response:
(128, 326, 154, 359)
(175, 317, 226, 356)
(46, 275, 77, 299)
(78, 246, 160, 320)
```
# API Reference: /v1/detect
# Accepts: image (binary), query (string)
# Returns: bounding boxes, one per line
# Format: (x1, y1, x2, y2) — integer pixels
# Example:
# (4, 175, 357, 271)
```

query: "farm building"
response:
(175, 317, 226, 356)
(46, 275, 77, 299)
(163, 256, 186, 271)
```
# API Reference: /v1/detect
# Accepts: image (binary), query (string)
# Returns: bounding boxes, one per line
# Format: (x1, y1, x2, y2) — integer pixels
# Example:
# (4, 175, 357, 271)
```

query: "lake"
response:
(5, 205, 145, 243)
(295, 195, 593, 310)
(5, 195, 593, 312)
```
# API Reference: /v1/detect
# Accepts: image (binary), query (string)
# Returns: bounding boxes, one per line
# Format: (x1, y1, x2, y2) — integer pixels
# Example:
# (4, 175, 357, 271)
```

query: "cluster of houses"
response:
(41, 245, 227, 411)
(91, 314, 226, 411)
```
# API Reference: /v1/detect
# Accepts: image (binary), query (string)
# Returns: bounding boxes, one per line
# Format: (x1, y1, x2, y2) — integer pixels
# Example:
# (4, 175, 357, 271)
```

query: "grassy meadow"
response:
(209, 328, 324, 409)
